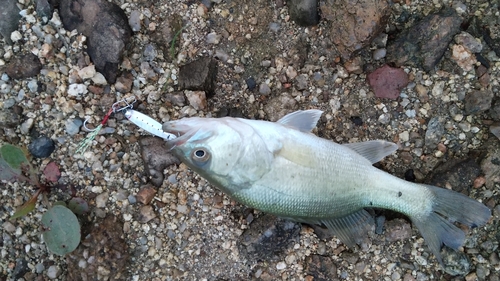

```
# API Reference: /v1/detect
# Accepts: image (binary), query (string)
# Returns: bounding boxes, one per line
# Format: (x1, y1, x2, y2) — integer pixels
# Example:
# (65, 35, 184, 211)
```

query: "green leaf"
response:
(0, 144, 29, 170)
(0, 157, 21, 181)
(10, 191, 40, 219)
(42, 205, 81, 255)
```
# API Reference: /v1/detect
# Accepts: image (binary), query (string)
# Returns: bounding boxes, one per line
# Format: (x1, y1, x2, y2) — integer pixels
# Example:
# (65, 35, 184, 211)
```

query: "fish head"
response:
(163, 116, 274, 192)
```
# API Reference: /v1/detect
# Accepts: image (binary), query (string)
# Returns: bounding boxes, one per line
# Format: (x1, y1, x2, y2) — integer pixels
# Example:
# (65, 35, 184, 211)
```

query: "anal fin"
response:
(320, 209, 374, 248)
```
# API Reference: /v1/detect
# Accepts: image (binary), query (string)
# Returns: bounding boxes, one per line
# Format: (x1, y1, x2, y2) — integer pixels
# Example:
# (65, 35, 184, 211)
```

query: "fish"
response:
(162, 109, 491, 263)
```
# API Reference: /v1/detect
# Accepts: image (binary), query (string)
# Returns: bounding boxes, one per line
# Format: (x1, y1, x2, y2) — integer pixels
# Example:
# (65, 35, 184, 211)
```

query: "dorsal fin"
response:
(277, 110, 323, 132)
(342, 140, 398, 164)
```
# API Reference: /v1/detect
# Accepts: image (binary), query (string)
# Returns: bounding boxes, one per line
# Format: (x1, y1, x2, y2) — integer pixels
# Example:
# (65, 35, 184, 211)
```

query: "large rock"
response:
(5, 53, 43, 79)
(0, 0, 21, 44)
(139, 136, 180, 187)
(288, 0, 320, 27)
(59, 0, 132, 83)
(387, 8, 462, 72)
(321, 0, 390, 59)
(178, 57, 218, 97)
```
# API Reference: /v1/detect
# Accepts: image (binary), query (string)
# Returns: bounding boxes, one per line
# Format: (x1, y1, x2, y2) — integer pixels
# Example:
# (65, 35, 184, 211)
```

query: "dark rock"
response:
(304, 255, 337, 280)
(59, 0, 132, 83)
(36, 0, 54, 23)
(13, 259, 29, 280)
(0, 0, 21, 45)
(0, 107, 22, 128)
(288, 0, 320, 27)
(464, 90, 494, 115)
(387, 8, 462, 72)
(481, 19, 500, 58)
(178, 57, 218, 96)
(245, 77, 257, 91)
(217, 107, 244, 118)
(322, 0, 390, 59)
(424, 117, 444, 150)
(476, 64, 490, 88)
(350, 116, 363, 126)
(5, 53, 43, 79)
(404, 169, 416, 182)
(28, 136, 55, 158)
(427, 157, 482, 195)
(139, 136, 180, 187)
(367, 65, 409, 99)
(66, 215, 129, 280)
(238, 214, 300, 260)
(488, 98, 500, 121)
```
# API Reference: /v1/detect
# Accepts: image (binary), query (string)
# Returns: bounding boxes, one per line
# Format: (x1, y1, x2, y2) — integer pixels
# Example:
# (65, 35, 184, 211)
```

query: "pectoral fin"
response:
(277, 110, 323, 132)
(320, 209, 374, 248)
(342, 140, 398, 164)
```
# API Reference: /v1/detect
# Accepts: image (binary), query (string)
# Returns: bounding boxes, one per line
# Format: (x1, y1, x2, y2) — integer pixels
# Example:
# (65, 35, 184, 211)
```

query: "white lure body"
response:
(124, 109, 177, 140)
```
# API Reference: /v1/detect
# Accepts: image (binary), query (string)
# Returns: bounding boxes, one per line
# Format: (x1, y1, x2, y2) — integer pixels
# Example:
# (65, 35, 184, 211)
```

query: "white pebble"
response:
(399, 131, 410, 142)
(276, 261, 286, 270)
(10, 31, 22, 42)
(46, 265, 60, 279)
(78, 65, 96, 80)
(91, 72, 107, 85)
(67, 83, 88, 96)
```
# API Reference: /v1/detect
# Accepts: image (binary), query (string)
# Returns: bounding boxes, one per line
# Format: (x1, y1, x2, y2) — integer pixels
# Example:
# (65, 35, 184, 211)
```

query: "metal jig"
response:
(81, 96, 137, 132)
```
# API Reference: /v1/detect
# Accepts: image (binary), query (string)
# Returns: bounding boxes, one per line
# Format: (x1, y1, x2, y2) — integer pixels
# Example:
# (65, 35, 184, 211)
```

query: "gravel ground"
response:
(1, 0, 499, 280)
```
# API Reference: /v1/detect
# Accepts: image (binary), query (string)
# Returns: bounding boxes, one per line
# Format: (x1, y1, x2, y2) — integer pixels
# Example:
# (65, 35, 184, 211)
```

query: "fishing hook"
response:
(81, 96, 137, 132)
(82, 117, 97, 132)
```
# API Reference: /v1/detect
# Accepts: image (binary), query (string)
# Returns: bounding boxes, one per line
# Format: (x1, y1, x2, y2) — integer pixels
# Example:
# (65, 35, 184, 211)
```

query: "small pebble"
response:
(46, 265, 60, 279)
(373, 48, 387, 60)
(246, 77, 257, 90)
(65, 118, 82, 136)
(259, 83, 271, 95)
(95, 192, 109, 208)
(67, 84, 88, 97)
(206, 32, 220, 44)
(276, 262, 286, 270)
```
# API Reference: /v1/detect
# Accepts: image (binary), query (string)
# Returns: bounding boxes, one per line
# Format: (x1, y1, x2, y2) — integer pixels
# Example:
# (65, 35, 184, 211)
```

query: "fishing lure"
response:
(76, 96, 176, 153)
(124, 109, 176, 140)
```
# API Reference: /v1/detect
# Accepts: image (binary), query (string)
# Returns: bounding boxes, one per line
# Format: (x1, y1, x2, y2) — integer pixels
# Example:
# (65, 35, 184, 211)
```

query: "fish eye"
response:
(191, 148, 210, 163)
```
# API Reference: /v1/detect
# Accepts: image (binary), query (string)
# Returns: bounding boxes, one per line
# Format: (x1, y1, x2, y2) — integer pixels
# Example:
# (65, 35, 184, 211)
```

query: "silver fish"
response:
(162, 110, 491, 263)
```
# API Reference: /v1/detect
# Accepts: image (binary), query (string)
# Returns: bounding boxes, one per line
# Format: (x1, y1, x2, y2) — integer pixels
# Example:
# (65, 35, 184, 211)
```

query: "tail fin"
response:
(411, 185, 491, 264)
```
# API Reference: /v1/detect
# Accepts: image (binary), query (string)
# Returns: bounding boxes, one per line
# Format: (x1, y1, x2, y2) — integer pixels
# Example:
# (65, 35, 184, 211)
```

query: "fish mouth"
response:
(162, 122, 196, 148)
(162, 122, 193, 137)
(163, 120, 214, 149)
